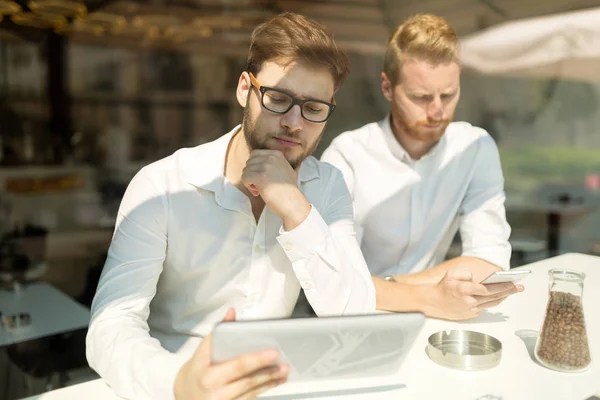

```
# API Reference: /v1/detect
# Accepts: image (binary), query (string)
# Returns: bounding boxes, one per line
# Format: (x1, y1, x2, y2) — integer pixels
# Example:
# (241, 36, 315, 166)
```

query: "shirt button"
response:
(284, 243, 293, 251)
(254, 245, 261, 253)
(248, 293, 257, 301)
(301, 281, 313, 290)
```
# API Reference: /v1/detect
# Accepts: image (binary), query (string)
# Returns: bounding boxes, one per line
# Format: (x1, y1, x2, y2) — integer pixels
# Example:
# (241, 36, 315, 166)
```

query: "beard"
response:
(242, 104, 323, 170)
(392, 106, 452, 144)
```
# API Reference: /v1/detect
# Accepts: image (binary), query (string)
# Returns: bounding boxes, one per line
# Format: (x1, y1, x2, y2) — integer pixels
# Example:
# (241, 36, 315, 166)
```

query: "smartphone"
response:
(480, 270, 531, 284)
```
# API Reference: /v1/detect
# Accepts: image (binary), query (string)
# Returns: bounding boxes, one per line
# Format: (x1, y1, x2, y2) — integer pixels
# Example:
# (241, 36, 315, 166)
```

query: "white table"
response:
(0, 282, 90, 347)
(22, 253, 600, 400)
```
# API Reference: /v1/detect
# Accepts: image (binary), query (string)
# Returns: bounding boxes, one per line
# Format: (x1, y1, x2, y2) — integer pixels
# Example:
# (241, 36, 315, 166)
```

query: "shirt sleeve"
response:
(320, 140, 364, 244)
(86, 168, 188, 400)
(459, 135, 512, 270)
(276, 168, 376, 316)
(321, 140, 356, 197)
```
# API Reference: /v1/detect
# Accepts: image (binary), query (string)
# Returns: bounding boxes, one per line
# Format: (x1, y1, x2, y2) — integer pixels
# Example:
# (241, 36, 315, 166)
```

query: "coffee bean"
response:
(536, 291, 591, 371)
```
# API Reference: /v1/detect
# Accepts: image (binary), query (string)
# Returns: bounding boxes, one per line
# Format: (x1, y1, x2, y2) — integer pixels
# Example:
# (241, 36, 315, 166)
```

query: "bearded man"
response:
(321, 14, 522, 321)
(87, 12, 375, 400)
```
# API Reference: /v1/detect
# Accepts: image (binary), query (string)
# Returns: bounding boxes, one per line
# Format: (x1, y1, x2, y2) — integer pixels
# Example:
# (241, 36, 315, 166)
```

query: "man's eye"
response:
(267, 95, 287, 103)
(306, 106, 324, 114)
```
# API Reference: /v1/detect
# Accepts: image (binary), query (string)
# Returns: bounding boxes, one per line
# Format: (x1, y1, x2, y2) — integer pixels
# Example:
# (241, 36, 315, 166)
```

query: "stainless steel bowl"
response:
(426, 330, 502, 371)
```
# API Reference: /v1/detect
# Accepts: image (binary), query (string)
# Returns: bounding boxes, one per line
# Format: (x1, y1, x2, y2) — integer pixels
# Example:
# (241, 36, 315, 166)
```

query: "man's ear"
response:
(236, 72, 251, 107)
(381, 72, 394, 102)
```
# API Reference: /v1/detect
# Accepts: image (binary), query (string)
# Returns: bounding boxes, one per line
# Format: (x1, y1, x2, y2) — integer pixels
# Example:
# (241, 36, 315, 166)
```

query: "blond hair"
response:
(246, 12, 350, 93)
(384, 14, 459, 85)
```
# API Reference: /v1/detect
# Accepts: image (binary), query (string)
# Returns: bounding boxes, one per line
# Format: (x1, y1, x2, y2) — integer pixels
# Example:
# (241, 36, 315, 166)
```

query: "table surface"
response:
(0, 282, 90, 347)
(22, 253, 600, 400)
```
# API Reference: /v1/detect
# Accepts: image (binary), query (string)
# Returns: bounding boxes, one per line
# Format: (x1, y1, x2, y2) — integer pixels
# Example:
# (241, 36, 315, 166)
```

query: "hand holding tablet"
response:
(174, 309, 289, 400)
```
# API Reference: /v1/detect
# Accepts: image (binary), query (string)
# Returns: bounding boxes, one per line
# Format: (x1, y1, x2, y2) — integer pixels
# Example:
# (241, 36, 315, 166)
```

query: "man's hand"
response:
(174, 309, 289, 400)
(425, 269, 524, 320)
(242, 150, 311, 230)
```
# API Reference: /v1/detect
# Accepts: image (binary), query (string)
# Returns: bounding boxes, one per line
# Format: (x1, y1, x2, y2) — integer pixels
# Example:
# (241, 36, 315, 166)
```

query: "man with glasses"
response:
(87, 12, 375, 400)
(322, 14, 522, 321)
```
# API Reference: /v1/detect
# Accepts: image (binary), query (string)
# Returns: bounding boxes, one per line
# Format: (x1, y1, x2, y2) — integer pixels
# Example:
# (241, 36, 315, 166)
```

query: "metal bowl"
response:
(426, 330, 502, 371)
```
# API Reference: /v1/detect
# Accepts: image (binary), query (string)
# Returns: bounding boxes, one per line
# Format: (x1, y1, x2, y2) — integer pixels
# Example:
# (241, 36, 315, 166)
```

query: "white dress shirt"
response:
(321, 115, 511, 277)
(86, 126, 376, 400)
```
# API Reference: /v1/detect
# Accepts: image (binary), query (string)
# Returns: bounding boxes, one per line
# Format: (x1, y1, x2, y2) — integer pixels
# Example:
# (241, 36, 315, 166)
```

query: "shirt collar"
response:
(381, 114, 411, 163)
(380, 114, 446, 163)
(182, 125, 319, 192)
(297, 157, 320, 184)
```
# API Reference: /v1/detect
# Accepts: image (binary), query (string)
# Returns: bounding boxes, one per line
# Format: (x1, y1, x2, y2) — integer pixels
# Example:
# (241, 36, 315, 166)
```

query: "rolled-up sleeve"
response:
(86, 168, 187, 400)
(459, 136, 512, 270)
(277, 169, 376, 316)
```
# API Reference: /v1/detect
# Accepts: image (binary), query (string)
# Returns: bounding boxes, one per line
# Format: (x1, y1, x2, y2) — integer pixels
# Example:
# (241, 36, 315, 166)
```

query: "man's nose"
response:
(281, 104, 303, 133)
(427, 97, 443, 121)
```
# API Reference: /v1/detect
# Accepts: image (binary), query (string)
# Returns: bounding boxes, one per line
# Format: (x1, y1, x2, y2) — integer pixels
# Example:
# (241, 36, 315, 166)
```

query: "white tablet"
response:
(212, 312, 425, 382)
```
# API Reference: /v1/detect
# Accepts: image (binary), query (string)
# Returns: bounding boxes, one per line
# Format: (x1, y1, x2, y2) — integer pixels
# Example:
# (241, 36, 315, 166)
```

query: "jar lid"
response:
(549, 268, 586, 281)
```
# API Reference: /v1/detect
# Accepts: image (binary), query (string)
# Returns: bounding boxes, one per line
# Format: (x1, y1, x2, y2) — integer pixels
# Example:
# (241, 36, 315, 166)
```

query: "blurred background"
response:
(1, 0, 600, 398)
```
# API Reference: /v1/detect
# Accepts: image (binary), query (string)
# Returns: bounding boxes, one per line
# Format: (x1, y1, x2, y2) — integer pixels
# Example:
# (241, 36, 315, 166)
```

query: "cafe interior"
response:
(1, 0, 600, 399)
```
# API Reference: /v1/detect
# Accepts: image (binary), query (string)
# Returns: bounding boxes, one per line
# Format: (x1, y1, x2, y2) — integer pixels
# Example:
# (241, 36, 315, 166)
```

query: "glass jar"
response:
(535, 269, 591, 372)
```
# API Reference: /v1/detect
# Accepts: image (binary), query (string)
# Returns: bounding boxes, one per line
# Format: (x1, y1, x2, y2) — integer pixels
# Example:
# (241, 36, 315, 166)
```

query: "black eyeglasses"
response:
(249, 72, 336, 123)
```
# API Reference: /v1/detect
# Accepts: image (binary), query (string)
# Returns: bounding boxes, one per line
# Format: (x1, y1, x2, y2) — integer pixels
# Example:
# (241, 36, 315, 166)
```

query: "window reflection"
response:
(1, 1, 600, 396)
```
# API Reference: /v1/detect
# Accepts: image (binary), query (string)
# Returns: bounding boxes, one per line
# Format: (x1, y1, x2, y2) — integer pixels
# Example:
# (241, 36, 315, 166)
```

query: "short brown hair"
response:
(245, 12, 349, 93)
(384, 14, 459, 85)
